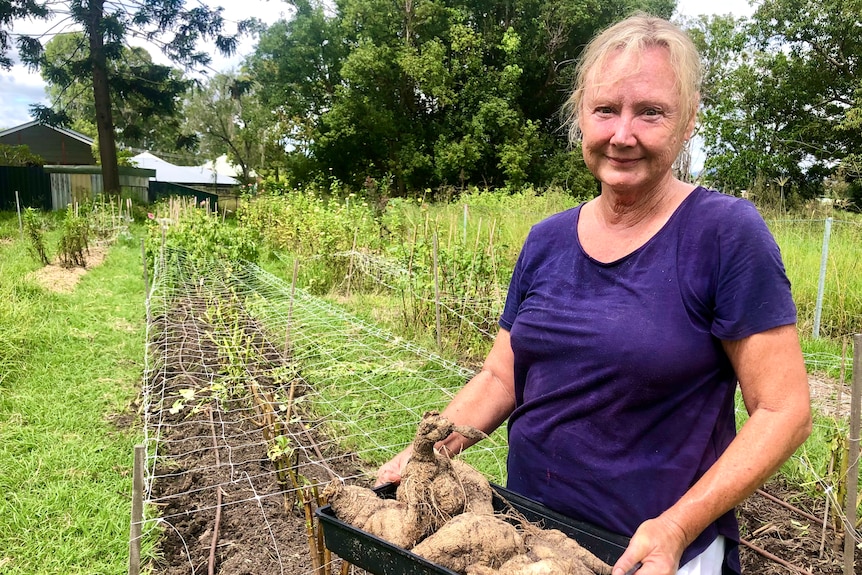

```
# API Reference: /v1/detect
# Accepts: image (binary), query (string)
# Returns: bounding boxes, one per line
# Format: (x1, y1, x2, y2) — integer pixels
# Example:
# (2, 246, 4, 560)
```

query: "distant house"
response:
(130, 152, 237, 187)
(0, 121, 96, 165)
(0, 121, 238, 210)
(130, 152, 238, 210)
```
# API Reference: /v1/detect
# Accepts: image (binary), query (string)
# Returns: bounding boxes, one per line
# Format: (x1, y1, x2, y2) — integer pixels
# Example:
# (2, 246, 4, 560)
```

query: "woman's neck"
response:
(595, 178, 689, 230)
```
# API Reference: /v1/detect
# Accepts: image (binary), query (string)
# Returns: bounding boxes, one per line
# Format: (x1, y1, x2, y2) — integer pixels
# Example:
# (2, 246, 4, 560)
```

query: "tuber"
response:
(396, 410, 494, 535)
(411, 512, 525, 573)
(466, 525, 614, 575)
(523, 525, 613, 575)
(322, 479, 426, 549)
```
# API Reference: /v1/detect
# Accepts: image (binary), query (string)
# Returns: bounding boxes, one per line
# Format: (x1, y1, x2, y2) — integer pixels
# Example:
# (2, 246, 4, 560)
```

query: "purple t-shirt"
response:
(499, 187, 796, 572)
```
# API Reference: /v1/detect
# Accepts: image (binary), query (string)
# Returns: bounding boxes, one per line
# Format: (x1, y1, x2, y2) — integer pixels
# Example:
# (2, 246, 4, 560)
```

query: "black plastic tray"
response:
(316, 482, 629, 575)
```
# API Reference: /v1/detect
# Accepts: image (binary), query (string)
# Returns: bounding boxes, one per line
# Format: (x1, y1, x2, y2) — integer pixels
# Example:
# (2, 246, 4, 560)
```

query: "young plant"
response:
(23, 207, 49, 266)
(57, 204, 90, 268)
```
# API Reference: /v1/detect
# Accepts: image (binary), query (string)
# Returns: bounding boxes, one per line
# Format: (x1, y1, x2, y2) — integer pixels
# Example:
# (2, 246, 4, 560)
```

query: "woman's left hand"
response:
(612, 515, 688, 575)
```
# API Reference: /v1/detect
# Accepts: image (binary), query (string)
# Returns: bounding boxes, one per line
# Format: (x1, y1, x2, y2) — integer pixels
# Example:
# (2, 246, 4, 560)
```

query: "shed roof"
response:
(131, 152, 237, 185)
(0, 121, 96, 165)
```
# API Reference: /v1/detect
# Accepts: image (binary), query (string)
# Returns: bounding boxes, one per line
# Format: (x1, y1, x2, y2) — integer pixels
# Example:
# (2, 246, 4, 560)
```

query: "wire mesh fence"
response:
(140, 239, 860, 573)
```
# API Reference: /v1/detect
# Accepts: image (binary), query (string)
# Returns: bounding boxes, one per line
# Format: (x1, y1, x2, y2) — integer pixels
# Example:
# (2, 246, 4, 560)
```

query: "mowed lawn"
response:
(0, 232, 148, 575)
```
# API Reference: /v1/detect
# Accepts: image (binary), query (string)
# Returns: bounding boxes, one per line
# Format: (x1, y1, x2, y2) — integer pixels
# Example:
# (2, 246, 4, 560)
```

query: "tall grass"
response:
(0, 222, 151, 574)
(770, 216, 862, 341)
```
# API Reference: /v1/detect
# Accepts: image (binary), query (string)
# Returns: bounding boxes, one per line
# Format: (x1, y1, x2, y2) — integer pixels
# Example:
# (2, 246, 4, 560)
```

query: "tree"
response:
(184, 71, 289, 183)
(248, 0, 674, 195)
(0, 144, 45, 166)
(40, 32, 197, 160)
(691, 0, 862, 198)
(6, 0, 253, 195)
(0, 0, 49, 69)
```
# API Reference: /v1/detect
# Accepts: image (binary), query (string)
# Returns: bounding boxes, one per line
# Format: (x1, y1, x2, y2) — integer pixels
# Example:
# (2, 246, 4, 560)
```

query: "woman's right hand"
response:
(375, 446, 413, 486)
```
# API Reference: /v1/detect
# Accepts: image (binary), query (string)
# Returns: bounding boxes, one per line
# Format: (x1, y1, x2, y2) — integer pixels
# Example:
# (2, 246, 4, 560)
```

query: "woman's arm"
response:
(613, 324, 812, 575)
(375, 329, 517, 485)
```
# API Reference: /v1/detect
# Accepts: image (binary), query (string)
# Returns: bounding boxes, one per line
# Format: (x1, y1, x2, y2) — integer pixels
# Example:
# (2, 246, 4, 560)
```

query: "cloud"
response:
(0, 66, 48, 129)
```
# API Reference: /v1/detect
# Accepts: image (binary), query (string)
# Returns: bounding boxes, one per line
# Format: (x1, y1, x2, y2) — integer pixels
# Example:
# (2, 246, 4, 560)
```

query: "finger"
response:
(374, 469, 401, 487)
(613, 558, 643, 575)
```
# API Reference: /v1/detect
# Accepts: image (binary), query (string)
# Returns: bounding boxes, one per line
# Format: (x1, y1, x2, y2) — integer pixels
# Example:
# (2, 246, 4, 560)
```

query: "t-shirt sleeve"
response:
(710, 199, 797, 340)
(499, 240, 529, 331)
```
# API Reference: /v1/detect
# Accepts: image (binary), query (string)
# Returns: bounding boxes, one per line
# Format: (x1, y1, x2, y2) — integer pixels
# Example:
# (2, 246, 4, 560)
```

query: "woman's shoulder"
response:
(682, 186, 765, 229)
(529, 204, 582, 236)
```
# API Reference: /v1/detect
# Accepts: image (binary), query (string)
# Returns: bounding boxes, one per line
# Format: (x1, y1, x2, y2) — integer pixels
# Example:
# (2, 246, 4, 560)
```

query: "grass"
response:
(0, 220, 151, 575)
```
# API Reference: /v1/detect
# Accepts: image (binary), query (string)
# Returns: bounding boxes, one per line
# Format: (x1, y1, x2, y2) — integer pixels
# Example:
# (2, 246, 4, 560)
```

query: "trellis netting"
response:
(140, 247, 509, 572)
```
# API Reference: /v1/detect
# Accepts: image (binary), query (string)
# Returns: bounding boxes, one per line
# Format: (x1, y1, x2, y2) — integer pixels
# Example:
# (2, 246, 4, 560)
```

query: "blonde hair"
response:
(563, 14, 702, 143)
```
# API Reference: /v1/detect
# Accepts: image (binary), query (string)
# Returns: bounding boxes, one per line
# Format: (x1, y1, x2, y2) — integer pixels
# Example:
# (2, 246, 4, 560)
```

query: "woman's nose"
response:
(610, 113, 636, 146)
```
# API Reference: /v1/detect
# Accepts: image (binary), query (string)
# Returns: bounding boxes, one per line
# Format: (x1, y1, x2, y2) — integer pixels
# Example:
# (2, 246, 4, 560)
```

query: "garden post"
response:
(844, 333, 861, 575)
(141, 239, 149, 298)
(813, 217, 832, 338)
(15, 190, 23, 239)
(433, 232, 441, 349)
(129, 444, 145, 575)
(463, 204, 468, 245)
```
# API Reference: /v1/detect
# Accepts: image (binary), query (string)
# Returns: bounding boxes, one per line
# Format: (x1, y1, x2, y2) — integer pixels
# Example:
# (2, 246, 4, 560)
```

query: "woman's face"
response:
(579, 46, 694, 195)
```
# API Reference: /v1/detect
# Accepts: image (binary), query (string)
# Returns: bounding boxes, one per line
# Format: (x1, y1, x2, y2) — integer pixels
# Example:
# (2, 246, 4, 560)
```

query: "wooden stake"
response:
(432, 232, 441, 349)
(284, 259, 299, 358)
(128, 444, 145, 575)
(302, 488, 322, 574)
(208, 407, 225, 575)
(141, 239, 149, 298)
(843, 334, 861, 575)
(15, 190, 23, 239)
(346, 230, 358, 298)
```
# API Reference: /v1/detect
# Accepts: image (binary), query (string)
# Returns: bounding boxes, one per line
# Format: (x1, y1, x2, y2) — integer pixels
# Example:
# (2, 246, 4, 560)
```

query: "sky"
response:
(0, 0, 757, 133)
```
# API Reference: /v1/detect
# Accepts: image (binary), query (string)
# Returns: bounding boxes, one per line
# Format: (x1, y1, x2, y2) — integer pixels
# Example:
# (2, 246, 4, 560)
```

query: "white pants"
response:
(676, 536, 725, 575)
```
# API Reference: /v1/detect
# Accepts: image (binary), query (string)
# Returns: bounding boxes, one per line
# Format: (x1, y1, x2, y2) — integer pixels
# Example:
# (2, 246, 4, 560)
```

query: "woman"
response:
(377, 15, 811, 575)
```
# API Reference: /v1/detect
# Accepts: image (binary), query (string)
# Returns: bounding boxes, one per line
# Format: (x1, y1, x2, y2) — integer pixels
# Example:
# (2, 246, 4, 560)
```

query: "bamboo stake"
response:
(313, 486, 326, 575)
(141, 239, 149, 298)
(843, 334, 861, 575)
(15, 190, 23, 240)
(432, 232, 442, 349)
(346, 230, 358, 298)
(819, 471, 833, 558)
(756, 488, 829, 527)
(128, 445, 144, 575)
(302, 488, 322, 575)
(838, 339, 847, 419)
(208, 406, 225, 575)
(284, 259, 299, 359)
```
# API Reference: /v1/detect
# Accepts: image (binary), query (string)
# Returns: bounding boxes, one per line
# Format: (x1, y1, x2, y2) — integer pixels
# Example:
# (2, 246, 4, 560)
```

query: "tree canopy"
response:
(39, 32, 197, 160)
(247, 0, 675, 194)
(692, 0, 862, 203)
(4, 0, 253, 194)
(6, 0, 861, 203)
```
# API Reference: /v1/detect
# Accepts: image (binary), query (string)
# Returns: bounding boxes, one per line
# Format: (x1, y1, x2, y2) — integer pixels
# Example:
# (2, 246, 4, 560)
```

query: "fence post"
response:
(463, 204, 468, 245)
(15, 190, 23, 240)
(433, 232, 442, 349)
(843, 334, 861, 575)
(813, 217, 833, 338)
(129, 444, 145, 575)
(141, 239, 149, 299)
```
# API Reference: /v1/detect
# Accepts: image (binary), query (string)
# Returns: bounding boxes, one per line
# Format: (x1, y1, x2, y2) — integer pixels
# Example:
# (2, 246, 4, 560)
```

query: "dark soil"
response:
(139, 294, 854, 575)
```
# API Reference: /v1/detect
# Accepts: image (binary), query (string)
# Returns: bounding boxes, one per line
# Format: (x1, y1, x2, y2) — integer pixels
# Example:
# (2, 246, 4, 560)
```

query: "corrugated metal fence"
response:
(0, 166, 52, 210)
(0, 165, 153, 210)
